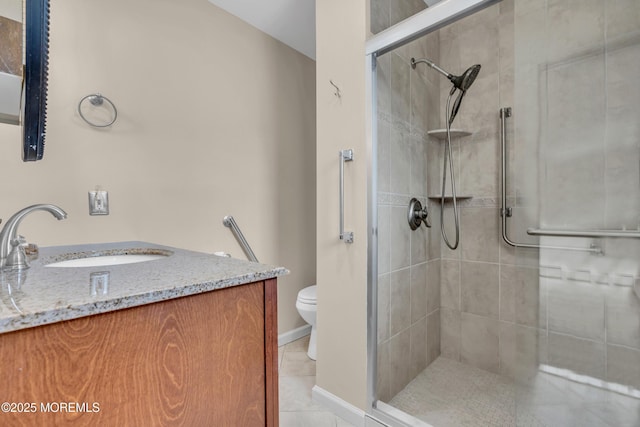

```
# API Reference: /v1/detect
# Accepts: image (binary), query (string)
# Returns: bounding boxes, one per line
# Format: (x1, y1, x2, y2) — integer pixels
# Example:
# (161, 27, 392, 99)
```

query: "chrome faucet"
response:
(0, 204, 67, 270)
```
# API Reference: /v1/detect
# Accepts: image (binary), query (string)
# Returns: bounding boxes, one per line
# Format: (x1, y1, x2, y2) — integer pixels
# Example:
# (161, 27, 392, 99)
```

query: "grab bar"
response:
(222, 215, 259, 262)
(499, 107, 601, 254)
(340, 149, 354, 243)
(527, 228, 640, 239)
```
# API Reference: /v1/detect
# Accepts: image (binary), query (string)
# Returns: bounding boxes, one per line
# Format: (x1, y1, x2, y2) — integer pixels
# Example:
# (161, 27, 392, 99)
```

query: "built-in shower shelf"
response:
(427, 129, 472, 139)
(427, 194, 473, 202)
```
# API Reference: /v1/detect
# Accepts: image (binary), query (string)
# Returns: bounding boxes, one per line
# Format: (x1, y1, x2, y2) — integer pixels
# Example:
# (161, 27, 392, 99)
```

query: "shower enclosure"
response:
(367, 0, 640, 425)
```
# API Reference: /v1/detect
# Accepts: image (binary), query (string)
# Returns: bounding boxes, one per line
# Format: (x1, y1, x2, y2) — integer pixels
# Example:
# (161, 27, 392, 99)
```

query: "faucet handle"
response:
(5, 239, 30, 270)
(25, 243, 39, 259)
(15, 235, 39, 260)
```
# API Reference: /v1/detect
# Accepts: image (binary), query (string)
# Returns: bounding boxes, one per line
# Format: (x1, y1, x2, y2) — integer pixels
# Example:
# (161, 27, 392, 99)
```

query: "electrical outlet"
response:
(89, 190, 109, 215)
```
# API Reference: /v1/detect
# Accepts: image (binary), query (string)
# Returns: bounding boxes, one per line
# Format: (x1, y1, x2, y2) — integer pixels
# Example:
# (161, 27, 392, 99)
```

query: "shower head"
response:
(451, 64, 481, 92)
(410, 57, 481, 92)
(411, 57, 481, 124)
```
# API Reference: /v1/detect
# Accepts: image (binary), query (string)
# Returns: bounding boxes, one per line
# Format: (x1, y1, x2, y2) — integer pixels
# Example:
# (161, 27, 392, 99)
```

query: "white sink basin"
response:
(45, 249, 172, 268)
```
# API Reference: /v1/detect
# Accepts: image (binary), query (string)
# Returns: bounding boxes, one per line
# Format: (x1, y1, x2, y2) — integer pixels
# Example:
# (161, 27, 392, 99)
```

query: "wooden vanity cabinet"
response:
(0, 278, 279, 426)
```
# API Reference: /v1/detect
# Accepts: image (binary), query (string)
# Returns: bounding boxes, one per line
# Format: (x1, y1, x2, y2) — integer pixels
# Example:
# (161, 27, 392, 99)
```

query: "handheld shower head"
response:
(450, 64, 481, 92)
(448, 64, 481, 124)
(411, 58, 481, 124)
(411, 58, 481, 92)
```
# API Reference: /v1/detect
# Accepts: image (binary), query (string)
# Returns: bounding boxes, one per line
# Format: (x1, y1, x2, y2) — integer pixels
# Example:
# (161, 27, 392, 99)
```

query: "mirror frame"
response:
(22, 0, 49, 161)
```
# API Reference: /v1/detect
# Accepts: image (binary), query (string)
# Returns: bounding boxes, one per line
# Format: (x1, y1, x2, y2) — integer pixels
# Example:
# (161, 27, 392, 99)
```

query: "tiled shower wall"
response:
(375, 0, 640, 401)
(520, 0, 640, 391)
(436, 0, 640, 390)
(373, 0, 443, 403)
(434, 1, 529, 378)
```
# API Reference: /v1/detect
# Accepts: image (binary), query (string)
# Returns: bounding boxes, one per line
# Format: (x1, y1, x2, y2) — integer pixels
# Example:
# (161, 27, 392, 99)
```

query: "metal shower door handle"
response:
(339, 149, 354, 243)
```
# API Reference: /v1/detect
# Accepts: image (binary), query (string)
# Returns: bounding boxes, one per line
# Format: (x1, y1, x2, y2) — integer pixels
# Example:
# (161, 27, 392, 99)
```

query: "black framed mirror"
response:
(22, 0, 50, 161)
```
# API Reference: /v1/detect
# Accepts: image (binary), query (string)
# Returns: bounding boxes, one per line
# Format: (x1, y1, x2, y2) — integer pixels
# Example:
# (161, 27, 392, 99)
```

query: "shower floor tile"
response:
(387, 357, 640, 427)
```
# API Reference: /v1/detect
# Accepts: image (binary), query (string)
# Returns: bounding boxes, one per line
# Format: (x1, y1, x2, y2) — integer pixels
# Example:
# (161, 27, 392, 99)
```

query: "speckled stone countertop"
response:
(0, 241, 288, 334)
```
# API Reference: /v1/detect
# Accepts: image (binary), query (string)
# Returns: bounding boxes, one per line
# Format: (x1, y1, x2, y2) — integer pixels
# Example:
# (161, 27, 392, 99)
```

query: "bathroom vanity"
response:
(0, 242, 287, 426)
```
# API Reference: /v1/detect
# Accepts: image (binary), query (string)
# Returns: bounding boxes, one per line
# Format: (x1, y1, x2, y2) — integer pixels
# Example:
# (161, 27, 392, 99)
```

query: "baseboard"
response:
(311, 385, 366, 427)
(278, 324, 311, 347)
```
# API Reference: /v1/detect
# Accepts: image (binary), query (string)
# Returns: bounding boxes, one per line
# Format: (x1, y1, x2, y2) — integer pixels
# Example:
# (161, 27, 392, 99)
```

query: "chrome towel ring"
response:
(78, 93, 117, 127)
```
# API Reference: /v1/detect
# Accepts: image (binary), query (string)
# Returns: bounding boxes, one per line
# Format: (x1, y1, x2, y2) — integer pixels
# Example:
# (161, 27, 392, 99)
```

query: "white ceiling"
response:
(208, 0, 316, 60)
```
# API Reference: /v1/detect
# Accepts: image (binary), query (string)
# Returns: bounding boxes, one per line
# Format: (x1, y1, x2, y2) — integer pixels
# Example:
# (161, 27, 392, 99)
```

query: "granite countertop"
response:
(0, 241, 288, 334)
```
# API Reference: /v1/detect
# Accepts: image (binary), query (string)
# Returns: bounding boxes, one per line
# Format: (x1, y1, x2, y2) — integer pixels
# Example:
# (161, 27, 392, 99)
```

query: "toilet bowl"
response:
(295, 285, 317, 360)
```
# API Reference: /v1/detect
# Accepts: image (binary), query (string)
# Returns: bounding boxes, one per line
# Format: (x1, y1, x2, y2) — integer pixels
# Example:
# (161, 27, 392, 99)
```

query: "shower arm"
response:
(410, 58, 452, 80)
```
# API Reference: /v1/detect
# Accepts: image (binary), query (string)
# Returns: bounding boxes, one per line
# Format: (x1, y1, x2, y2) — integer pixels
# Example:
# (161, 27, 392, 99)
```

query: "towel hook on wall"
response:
(329, 80, 341, 98)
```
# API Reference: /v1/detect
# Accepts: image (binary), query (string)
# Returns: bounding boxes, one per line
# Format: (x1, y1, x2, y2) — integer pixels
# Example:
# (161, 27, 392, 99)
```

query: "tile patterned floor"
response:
(279, 335, 355, 427)
(279, 339, 640, 426)
(388, 357, 640, 427)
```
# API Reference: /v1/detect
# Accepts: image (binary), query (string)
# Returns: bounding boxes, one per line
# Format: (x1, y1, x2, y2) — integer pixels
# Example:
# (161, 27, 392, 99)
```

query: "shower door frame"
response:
(364, 1, 500, 425)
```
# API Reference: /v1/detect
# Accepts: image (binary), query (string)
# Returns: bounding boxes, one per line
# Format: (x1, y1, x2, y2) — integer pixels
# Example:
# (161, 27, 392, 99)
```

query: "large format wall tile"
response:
(440, 307, 460, 360)
(499, 323, 547, 383)
(460, 313, 500, 373)
(440, 259, 460, 310)
(377, 339, 391, 402)
(607, 344, 640, 391)
(605, 44, 640, 229)
(377, 119, 391, 194)
(410, 316, 427, 379)
(390, 206, 411, 270)
(377, 53, 392, 115)
(389, 126, 412, 195)
(390, 268, 411, 336)
(606, 286, 640, 349)
(427, 310, 441, 365)
(370, 0, 389, 35)
(548, 332, 605, 380)
(547, 279, 605, 341)
(389, 328, 412, 398)
(409, 135, 429, 197)
(388, 0, 426, 28)
(501, 265, 542, 328)
(460, 261, 499, 318)
(460, 208, 500, 262)
(426, 259, 440, 314)
(378, 273, 390, 344)
(390, 53, 411, 126)
(410, 263, 428, 323)
(546, 0, 604, 64)
(605, 0, 640, 42)
(544, 53, 606, 228)
(377, 205, 390, 275)
(410, 73, 430, 135)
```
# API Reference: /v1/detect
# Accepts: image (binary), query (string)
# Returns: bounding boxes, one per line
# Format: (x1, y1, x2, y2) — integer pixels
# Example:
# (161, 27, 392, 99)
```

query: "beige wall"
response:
(0, 0, 316, 335)
(315, 0, 369, 410)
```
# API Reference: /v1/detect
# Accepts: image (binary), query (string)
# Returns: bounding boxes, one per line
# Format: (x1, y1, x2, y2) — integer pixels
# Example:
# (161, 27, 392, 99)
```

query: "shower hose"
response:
(440, 90, 460, 250)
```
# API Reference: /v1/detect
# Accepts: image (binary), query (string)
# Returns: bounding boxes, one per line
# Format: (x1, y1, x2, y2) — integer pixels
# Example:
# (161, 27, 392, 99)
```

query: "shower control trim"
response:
(408, 198, 431, 230)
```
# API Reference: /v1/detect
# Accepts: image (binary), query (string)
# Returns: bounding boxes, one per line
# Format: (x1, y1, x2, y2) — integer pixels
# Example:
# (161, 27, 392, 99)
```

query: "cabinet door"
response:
(0, 281, 274, 426)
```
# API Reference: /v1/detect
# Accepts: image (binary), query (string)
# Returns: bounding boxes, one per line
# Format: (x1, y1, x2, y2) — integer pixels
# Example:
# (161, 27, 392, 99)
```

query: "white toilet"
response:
(295, 285, 317, 360)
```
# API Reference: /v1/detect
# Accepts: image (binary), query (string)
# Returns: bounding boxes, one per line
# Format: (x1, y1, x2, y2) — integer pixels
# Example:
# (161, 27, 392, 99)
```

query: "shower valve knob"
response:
(408, 198, 431, 230)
